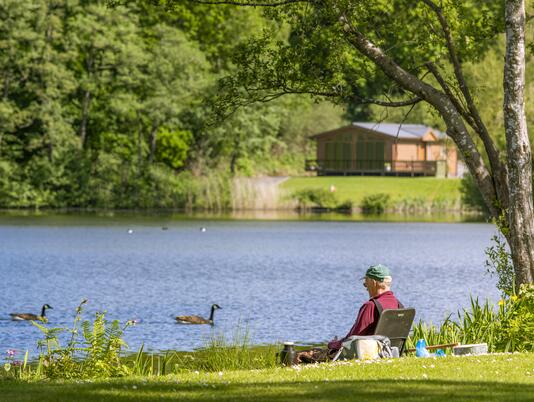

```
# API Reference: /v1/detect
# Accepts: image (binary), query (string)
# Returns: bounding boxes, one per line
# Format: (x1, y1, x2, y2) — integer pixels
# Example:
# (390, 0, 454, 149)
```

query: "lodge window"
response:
(324, 142, 351, 169)
(355, 141, 385, 170)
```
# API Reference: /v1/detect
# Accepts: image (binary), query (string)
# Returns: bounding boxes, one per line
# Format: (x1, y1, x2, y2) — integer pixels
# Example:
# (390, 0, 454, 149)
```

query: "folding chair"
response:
(373, 308, 416, 356)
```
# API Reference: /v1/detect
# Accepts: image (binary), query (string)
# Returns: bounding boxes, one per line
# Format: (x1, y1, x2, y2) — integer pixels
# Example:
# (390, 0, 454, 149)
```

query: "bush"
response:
(360, 193, 390, 214)
(292, 188, 339, 210)
(497, 284, 534, 352)
(485, 234, 515, 297)
(155, 128, 192, 170)
(460, 174, 488, 213)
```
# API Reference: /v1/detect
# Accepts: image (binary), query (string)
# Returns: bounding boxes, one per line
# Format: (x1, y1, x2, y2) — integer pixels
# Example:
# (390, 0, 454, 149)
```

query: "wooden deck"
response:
(305, 159, 438, 176)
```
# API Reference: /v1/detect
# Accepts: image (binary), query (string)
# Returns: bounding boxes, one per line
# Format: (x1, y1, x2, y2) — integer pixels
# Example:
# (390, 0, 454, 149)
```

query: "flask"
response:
(279, 342, 296, 366)
(415, 339, 430, 357)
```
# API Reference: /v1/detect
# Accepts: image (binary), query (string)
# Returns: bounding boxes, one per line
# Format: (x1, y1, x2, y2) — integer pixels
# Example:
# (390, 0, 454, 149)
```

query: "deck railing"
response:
(305, 159, 438, 176)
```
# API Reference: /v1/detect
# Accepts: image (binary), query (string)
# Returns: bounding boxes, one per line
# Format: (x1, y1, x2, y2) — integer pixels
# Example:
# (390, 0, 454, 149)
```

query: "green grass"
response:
(1, 353, 533, 401)
(282, 177, 462, 208)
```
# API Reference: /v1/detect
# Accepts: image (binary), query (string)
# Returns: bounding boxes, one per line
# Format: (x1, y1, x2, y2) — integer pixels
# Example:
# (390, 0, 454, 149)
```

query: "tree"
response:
(133, 24, 209, 165)
(167, 0, 533, 286)
(65, 2, 144, 149)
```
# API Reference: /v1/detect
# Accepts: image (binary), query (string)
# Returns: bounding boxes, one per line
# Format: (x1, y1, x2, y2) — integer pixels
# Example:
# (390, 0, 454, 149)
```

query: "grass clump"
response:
(174, 325, 278, 372)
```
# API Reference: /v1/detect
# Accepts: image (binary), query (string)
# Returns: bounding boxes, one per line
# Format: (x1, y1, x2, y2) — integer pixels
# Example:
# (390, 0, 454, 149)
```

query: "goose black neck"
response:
(209, 306, 216, 322)
(41, 306, 47, 317)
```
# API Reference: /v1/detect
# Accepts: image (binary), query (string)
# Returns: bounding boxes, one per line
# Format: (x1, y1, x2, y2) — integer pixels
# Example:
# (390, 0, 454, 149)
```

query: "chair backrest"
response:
(373, 308, 416, 355)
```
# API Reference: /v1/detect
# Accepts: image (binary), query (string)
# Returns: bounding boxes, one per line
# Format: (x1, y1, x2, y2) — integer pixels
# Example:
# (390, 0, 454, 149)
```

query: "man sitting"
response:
(327, 264, 403, 351)
(296, 264, 402, 363)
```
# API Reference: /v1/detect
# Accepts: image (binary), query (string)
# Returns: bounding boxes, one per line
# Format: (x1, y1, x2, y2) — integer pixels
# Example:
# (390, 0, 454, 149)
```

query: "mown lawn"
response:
(2, 353, 533, 401)
(282, 177, 462, 205)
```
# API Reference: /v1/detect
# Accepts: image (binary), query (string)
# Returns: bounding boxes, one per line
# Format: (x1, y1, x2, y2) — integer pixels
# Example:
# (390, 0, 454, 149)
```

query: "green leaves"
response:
(0, 0, 349, 207)
(155, 128, 192, 169)
(32, 300, 133, 379)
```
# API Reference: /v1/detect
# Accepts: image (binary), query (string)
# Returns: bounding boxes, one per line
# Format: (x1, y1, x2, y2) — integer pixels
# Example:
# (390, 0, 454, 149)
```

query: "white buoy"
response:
(127, 229, 134, 234)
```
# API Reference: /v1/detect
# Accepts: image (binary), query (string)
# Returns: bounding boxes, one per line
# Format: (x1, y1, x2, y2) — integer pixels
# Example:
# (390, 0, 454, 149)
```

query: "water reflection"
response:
(0, 209, 486, 224)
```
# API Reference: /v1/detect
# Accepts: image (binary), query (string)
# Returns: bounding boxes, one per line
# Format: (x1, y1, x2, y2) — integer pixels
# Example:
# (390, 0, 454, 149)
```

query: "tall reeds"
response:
(407, 287, 534, 353)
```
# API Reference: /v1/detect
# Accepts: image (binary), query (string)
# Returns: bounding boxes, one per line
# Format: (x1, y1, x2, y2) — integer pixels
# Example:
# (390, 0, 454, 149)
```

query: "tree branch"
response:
(425, 61, 475, 128)
(187, 0, 312, 6)
(355, 95, 422, 107)
(339, 11, 499, 217)
(421, 0, 504, 182)
(242, 84, 422, 107)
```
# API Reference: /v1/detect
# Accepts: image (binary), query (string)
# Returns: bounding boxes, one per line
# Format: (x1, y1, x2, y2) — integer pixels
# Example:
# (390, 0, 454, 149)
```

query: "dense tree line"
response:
(4, 1, 531, 215)
(0, 0, 345, 208)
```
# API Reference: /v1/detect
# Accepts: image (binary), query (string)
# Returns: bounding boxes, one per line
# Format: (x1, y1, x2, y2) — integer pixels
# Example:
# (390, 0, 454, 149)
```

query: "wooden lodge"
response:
(306, 122, 461, 177)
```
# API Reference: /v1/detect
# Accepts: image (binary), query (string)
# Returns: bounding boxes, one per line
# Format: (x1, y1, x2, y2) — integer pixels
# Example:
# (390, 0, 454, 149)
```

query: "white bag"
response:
(332, 335, 393, 361)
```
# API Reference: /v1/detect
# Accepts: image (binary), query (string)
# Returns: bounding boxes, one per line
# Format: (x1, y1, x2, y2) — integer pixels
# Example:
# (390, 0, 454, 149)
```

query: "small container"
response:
(391, 346, 400, 358)
(415, 339, 430, 358)
(279, 342, 296, 366)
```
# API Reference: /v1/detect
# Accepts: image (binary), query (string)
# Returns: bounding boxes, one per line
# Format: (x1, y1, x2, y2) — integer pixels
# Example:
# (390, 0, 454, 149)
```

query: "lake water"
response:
(0, 214, 499, 355)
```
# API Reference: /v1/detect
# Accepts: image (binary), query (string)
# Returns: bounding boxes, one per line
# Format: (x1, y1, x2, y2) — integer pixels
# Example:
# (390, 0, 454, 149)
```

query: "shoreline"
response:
(0, 208, 487, 224)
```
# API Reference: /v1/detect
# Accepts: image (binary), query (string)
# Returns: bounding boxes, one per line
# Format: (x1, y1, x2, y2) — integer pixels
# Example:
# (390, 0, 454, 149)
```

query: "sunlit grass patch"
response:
(283, 176, 463, 211)
(1, 353, 533, 402)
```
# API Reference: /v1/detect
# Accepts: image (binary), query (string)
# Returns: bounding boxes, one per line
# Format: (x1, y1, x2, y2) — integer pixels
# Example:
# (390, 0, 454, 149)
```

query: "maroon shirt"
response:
(328, 291, 401, 350)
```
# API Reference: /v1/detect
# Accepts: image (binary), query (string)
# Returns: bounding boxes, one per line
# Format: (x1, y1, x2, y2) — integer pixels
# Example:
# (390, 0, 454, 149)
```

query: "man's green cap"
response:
(363, 264, 391, 281)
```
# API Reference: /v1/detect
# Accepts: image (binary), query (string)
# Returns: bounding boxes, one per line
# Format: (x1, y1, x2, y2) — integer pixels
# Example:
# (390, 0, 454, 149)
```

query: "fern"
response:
(31, 300, 133, 379)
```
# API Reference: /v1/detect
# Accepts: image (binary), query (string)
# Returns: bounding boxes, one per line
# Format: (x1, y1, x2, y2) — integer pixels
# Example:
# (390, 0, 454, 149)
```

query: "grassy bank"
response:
(282, 177, 463, 211)
(1, 353, 533, 401)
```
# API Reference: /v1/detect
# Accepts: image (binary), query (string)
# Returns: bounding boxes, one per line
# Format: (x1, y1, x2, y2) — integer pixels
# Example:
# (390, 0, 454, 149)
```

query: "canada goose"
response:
(176, 304, 221, 325)
(10, 304, 53, 322)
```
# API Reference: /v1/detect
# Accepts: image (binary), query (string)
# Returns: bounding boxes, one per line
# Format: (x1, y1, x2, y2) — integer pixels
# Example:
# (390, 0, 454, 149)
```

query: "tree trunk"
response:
(138, 127, 143, 170)
(148, 124, 158, 164)
(229, 135, 241, 175)
(504, 0, 534, 286)
(230, 152, 237, 174)
(79, 90, 91, 149)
